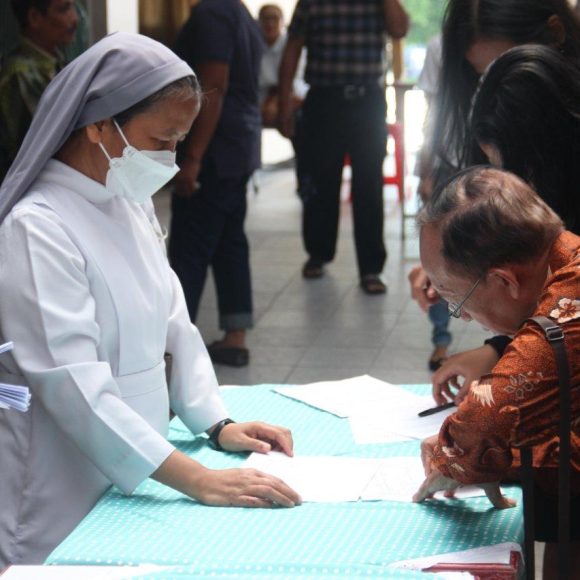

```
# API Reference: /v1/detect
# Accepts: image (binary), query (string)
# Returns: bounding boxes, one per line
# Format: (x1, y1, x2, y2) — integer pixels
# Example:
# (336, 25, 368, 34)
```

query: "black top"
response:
(175, 0, 264, 178)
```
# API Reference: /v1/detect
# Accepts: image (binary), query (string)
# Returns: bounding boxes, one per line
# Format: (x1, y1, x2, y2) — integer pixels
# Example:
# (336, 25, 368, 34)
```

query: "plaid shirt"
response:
(288, 0, 386, 87)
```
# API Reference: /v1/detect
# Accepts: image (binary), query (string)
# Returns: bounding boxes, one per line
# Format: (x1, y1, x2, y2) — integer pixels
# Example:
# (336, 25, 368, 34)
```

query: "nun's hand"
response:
(218, 421, 294, 457)
(174, 157, 201, 197)
(193, 466, 302, 508)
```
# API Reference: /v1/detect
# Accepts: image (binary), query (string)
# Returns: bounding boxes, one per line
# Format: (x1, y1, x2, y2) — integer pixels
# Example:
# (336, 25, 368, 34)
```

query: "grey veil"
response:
(0, 32, 194, 223)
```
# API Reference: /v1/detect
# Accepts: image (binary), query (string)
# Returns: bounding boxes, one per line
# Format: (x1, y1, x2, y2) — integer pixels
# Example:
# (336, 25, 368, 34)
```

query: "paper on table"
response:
(348, 414, 414, 444)
(349, 394, 455, 443)
(273, 375, 428, 418)
(387, 542, 521, 571)
(244, 451, 379, 502)
(361, 457, 487, 502)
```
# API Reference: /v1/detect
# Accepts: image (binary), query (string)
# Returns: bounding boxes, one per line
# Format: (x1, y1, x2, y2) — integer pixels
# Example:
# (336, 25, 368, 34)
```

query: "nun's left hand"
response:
(218, 421, 294, 456)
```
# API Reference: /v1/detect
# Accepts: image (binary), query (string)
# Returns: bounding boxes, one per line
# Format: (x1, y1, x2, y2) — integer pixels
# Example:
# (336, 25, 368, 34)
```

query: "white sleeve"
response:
(140, 199, 229, 434)
(0, 207, 175, 494)
(165, 267, 229, 434)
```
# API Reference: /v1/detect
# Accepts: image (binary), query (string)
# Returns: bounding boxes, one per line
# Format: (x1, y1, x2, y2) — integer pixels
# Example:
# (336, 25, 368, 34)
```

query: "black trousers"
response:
(168, 160, 253, 331)
(298, 86, 387, 277)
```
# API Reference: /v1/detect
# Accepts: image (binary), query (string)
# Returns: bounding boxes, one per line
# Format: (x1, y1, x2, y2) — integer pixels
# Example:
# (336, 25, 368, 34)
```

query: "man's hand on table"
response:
(412, 435, 515, 509)
(193, 466, 301, 508)
(218, 421, 294, 456)
(432, 345, 500, 406)
(408, 265, 440, 312)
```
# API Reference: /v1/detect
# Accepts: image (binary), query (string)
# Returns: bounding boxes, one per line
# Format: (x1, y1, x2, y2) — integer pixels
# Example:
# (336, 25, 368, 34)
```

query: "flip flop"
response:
(360, 274, 387, 295)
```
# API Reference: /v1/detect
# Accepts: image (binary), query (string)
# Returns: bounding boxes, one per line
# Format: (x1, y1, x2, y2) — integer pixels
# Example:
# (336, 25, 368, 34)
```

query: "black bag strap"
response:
(522, 316, 571, 580)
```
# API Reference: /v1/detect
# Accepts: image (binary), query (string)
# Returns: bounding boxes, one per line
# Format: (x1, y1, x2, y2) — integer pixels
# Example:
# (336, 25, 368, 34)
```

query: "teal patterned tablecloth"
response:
(46, 384, 523, 578)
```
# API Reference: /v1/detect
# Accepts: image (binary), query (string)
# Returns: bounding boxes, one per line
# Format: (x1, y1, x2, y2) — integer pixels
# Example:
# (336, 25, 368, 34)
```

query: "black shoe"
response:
(207, 343, 249, 367)
(302, 259, 324, 279)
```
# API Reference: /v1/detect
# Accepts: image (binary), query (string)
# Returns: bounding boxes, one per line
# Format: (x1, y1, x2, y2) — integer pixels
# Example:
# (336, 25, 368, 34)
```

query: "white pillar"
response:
(106, 0, 139, 34)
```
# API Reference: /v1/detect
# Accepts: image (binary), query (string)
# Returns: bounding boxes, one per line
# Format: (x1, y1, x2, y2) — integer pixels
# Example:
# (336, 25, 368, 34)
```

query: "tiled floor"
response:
(154, 162, 492, 388)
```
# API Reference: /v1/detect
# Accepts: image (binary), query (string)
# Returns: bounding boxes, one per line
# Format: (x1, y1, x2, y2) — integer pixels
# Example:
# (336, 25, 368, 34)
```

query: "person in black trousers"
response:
(277, 0, 409, 294)
(169, 0, 264, 367)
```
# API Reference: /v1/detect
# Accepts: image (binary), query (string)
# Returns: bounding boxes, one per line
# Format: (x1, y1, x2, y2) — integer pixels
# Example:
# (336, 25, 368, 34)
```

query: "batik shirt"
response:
(0, 38, 65, 180)
(433, 231, 580, 493)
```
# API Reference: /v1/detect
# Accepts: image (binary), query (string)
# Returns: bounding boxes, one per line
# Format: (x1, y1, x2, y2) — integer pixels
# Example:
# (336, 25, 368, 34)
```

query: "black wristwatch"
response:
(208, 418, 235, 451)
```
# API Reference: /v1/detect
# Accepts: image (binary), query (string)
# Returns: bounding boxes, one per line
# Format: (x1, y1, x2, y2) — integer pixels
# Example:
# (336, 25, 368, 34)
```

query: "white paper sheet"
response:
(361, 457, 487, 502)
(387, 542, 521, 571)
(244, 452, 380, 502)
(348, 394, 455, 443)
(274, 375, 430, 418)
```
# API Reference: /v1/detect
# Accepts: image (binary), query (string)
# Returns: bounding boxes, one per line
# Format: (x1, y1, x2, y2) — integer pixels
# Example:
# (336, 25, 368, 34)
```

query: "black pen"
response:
(417, 401, 455, 417)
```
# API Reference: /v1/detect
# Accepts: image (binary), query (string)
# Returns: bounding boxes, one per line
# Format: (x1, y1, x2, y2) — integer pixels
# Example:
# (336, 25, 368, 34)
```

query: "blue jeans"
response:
(429, 300, 452, 347)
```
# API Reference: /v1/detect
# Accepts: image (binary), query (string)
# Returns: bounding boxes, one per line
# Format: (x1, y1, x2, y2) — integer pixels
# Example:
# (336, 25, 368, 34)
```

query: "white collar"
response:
(39, 159, 116, 204)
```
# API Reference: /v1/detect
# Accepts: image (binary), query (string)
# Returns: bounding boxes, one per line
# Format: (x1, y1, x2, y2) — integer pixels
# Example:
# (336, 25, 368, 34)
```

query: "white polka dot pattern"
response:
(46, 385, 523, 578)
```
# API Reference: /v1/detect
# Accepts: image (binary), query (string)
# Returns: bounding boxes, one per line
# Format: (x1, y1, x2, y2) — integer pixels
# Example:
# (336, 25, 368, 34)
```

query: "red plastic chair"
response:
(343, 122, 405, 203)
(383, 122, 405, 203)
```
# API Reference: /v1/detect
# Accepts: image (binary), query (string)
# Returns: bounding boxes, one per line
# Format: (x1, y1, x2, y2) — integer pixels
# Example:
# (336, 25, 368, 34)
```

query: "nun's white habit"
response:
(0, 33, 228, 567)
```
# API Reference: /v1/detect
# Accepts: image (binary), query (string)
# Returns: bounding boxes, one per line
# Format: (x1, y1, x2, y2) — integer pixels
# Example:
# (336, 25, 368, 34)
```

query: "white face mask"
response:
(98, 120, 179, 204)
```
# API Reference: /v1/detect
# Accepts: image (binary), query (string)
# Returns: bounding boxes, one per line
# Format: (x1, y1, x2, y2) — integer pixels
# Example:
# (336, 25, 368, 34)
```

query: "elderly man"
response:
(413, 166, 580, 576)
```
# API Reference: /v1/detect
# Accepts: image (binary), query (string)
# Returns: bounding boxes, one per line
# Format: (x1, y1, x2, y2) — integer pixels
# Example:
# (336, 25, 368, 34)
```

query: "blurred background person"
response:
(0, 0, 79, 181)
(169, 0, 264, 368)
(432, 45, 580, 406)
(278, 0, 409, 294)
(411, 33, 453, 372)
(257, 2, 308, 196)
(409, 0, 580, 397)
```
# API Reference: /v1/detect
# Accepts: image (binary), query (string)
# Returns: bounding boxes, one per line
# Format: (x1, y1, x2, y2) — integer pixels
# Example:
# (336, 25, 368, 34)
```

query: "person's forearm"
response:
(151, 449, 208, 499)
(183, 89, 225, 164)
(383, 0, 410, 39)
(278, 38, 303, 116)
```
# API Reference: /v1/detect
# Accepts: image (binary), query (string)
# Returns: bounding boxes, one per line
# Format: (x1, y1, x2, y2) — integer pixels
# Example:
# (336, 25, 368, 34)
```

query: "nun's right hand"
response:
(191, 467, 302, 508)
(174, 157, 201, 198)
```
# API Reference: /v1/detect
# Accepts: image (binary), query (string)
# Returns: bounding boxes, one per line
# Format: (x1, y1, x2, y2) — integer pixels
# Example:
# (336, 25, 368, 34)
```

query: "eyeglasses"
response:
(447, 276, 483, 319)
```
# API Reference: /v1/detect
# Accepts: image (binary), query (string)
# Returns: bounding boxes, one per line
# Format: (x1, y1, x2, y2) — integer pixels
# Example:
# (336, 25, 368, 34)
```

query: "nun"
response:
(0, 32, 300, 568)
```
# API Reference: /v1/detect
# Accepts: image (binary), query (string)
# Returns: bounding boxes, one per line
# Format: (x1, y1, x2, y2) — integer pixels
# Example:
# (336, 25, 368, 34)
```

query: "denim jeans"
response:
(429, 299, 452, 347)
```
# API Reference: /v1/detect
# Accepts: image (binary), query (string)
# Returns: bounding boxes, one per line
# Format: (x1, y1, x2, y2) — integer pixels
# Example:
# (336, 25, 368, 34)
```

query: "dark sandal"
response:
(360, 274, 387, 295)
(207, 343, 249, 367)
(302, 259, 324, 279)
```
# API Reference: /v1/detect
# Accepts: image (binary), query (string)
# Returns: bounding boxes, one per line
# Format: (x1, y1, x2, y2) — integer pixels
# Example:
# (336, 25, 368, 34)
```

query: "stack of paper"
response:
(0, 383, 31, 412)
(0, 341, 31, 412)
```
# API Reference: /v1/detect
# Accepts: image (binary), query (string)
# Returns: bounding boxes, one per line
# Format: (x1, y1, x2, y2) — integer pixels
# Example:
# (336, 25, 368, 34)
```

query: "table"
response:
(45, 385, 524, 578)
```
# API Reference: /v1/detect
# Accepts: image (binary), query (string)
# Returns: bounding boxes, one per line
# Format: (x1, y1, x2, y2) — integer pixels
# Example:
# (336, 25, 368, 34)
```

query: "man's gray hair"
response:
(417, 166, 564, 278)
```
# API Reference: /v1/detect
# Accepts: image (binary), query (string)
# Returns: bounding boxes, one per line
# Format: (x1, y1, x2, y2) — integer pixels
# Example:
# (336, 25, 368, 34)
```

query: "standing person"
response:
(0, 0, 78, 181)
(413, 167, 580, 579)
(169, 0, 264, 368)
(411, 34, 453, 371)
(0, 32, 300, 568)
(277, 0, 409, 294)
(430, 46, 580, 406)
(408, 0, 580, 393)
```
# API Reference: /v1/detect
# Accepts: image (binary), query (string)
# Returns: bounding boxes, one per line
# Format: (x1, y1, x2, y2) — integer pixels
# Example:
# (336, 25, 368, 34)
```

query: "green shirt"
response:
(0, 38, 65, 181)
